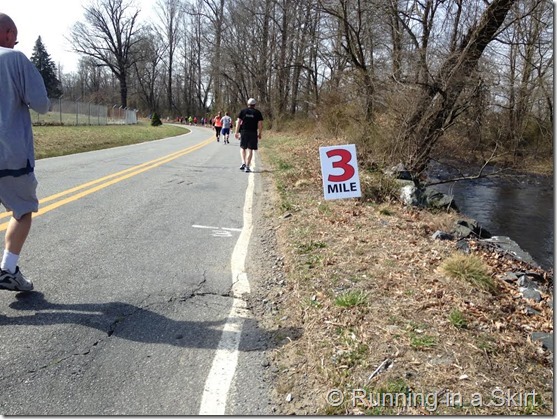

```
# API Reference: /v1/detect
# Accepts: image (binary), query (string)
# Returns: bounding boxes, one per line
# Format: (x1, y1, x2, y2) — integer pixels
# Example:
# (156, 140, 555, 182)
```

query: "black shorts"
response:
(240, 131, 258, 150)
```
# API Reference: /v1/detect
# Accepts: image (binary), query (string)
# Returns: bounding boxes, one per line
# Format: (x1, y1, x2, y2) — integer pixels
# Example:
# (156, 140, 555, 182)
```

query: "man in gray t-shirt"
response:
(221, 112, 232, 144)
(0, 13, 50, 292)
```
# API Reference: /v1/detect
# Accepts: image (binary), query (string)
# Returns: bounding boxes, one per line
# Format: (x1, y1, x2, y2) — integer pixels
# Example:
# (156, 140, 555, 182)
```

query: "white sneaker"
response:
(0, 267, 33, 291)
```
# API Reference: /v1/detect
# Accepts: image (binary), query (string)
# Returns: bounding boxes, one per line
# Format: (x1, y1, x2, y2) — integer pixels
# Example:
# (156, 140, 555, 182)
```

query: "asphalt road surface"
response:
(0, 126, 273, 415)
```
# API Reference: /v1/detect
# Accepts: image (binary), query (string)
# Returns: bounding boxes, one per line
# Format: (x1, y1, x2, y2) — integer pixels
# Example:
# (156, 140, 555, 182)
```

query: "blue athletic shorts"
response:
(221, 127, 230, 136)
(0, 173, 39, 220)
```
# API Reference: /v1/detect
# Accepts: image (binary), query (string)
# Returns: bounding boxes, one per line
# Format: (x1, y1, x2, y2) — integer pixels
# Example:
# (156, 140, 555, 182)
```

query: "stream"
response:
(429, 165, 554, 271)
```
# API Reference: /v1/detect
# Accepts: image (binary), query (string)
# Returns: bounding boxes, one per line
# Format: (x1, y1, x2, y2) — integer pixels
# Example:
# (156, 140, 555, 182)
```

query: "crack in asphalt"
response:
(5, 276, 242, 379)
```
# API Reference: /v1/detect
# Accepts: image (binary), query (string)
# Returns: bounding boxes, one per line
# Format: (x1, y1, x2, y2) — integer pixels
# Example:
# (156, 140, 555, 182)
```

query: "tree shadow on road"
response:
(2, 291, 302, 351)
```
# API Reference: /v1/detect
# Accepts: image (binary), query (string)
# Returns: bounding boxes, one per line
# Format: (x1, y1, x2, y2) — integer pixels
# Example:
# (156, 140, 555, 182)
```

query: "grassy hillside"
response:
(33, 121, 189, 159)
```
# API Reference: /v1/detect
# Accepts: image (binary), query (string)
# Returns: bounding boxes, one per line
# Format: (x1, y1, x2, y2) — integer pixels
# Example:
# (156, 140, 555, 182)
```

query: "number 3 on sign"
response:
(319, 144, 361, 200)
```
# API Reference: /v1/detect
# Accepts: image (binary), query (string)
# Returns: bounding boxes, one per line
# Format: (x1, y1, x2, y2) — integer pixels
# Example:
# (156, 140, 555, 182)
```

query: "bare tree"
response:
(221, 0, 271, 108)
(181, 10, 206, 116)
(181, 1, 214, 115)
(289, 0, 320, 115)
(188, 0, 226, 110)
(318, 0, 379, 120)
(69, 0, 145, 107)
(59, 0, 551, 172)
(400, 0, 518, 176)
(496, 0, 553, 157)
(386, 0, 404, 81)
(132, 27, 166, 114)
(153, 0, 185, 113)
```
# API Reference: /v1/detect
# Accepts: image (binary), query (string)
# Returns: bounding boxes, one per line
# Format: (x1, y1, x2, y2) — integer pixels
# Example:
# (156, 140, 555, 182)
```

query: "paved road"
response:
(0, 126, 272, 415)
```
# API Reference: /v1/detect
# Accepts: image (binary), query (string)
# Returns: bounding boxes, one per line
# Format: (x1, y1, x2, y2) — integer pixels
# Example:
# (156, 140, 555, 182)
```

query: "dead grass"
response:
(441, 253, 497, 294)
(257, 131, 553, 415)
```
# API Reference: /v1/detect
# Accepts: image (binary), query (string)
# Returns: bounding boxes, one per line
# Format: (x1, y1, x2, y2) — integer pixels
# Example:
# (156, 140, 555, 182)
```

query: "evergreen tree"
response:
(30, 36, 62, 98)
(151, 112, 162, 127)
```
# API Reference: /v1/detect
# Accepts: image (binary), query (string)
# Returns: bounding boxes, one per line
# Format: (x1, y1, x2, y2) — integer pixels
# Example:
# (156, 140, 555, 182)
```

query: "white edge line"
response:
(198, 164, 255, 415)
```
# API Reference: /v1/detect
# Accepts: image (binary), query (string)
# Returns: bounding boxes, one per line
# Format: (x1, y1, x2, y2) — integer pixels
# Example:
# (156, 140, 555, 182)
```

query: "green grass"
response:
(317, 201, 333, 216)
(33, 122, 190, 159)
(275, 159, 293, 171)
(364, 379, 410, 413)
(297, 240, 327, 253)
(448, 309, 468, 329)
(335, 290, 368, 308)
(410, 334, 437, 349)
(441, 253, 497, 294)
(476, 335, 496, 354)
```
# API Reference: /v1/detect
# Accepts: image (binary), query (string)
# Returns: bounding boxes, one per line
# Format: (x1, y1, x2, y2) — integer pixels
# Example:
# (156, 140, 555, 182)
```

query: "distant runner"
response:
(221, 112, 232, 144)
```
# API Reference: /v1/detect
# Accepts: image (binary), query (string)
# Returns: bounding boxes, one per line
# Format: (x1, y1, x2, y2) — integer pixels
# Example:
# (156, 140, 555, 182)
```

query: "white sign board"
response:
(319, 144, 361, 200)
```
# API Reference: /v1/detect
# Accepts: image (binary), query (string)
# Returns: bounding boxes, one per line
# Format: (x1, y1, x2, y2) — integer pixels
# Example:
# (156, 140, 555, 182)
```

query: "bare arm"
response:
(234, 118, 242, 138)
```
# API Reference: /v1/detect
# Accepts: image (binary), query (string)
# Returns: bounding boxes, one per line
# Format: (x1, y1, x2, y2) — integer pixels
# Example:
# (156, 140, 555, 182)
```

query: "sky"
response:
(2, 0, 156, 74)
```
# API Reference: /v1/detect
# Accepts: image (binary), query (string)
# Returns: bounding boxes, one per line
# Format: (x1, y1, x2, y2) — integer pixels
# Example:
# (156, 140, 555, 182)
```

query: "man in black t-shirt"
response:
(235, 98, 263, 173)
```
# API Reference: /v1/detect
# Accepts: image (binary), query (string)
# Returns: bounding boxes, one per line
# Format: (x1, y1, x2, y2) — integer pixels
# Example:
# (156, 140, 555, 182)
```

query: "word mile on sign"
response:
(319, 144, 362, 200)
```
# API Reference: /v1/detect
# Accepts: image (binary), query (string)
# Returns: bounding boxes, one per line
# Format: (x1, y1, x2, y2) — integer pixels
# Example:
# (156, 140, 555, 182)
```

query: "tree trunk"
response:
(119, 72, 128, 108)
(404, 0, 517, 176)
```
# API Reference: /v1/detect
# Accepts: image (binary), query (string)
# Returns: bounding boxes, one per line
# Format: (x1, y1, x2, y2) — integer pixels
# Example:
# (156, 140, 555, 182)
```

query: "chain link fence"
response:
(31, 98, 138, 126)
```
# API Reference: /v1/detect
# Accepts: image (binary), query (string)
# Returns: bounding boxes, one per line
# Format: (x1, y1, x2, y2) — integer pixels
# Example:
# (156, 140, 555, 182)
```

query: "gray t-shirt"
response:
(221, 115, 232, 129)
(0, 47, 50, 172)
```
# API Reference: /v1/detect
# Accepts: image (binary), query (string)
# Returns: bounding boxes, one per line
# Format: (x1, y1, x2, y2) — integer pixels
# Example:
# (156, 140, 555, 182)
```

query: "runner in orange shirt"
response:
(213, 112, 223, 142)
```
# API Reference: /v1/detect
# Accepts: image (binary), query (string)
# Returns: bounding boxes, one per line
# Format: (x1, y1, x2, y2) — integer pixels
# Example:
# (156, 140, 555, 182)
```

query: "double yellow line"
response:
(0, 136, 214, 232)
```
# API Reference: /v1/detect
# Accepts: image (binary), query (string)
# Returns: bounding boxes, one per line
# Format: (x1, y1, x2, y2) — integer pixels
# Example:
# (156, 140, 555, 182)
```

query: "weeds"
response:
(379, 207, 394, 216)
(317, 201, 333, 216)
(410, 334, 437, 349)
(335, 290, 368, 308)
(441, 253, 497, 294)
(276, 159, 294, 171)
(520, 393, 544, 414)
(297, 240, 327, 254)
(304, 297, 322, 309)
(476, 335, 497, 354)
(448, 309, 468, 329)
(303, 254, 323, 269)
(364, 378, 411, 413)
(359, 172, 400, 203)
(336, 343, 370, 368)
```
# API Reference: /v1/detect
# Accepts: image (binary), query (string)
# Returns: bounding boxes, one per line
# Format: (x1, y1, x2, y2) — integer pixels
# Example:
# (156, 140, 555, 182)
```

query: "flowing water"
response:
(430, 167, 554, 271)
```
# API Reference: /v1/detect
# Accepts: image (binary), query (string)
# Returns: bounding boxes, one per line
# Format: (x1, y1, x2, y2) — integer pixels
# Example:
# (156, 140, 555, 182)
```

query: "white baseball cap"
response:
(247, 98, 256, 105)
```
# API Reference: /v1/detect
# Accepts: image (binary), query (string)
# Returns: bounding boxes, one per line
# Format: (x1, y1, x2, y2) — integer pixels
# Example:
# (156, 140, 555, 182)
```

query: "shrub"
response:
(151, 112, 162, 127)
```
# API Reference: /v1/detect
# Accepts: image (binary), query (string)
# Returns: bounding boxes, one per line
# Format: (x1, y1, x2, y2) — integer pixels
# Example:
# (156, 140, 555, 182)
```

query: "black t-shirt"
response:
(237, 107, 263, 132)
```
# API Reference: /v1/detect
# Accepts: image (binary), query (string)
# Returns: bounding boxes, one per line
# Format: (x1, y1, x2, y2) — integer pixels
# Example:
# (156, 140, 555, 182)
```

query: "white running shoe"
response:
(0, 267, 33, 291)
